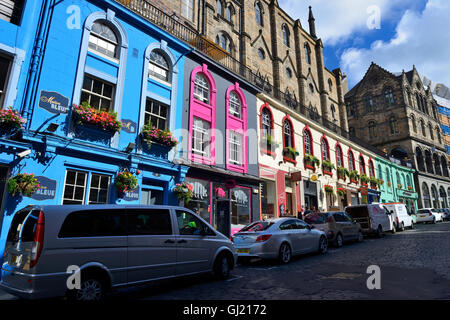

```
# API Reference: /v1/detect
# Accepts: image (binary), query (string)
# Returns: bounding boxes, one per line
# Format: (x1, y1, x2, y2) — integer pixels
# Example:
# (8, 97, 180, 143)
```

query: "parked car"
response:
(416, 208, 443, 224)
(232, 218, 328, 264)
(443, 209, 450, 221)
(382, 203, 414, 231)
(345, 204, 394, 238)
(304, 212, 363, 247)
(0, 205, 237, 300)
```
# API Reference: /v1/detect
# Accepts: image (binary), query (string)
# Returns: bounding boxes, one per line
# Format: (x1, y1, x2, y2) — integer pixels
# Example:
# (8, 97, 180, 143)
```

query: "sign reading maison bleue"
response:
(38, 90, 69, 114)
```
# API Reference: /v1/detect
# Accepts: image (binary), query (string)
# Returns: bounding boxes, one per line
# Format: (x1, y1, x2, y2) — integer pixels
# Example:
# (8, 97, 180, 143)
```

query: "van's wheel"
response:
(68, 277, 105, 301)
(391, 224, 396, 234)
(376, 225, 383, 238)
(318, 236, 328, 254)
(410, 222, 414, 229)
(214, 253, 232, 280)
(400, 223, 405, 232)
(357, 230, 364, 242)
(278, 243, 292, 264)
(432, 217, 437, 224)
(334, 233, 343, 248)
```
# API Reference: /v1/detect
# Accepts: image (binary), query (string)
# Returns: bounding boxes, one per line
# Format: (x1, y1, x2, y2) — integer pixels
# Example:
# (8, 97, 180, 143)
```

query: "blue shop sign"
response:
(32, 176, 57, 201)
(121, 119, 137, 134)
(122, 187, 140, 202)
(38, 91, 69, 114)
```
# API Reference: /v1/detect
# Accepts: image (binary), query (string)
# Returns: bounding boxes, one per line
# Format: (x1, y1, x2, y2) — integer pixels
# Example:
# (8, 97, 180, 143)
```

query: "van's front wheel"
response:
(213, 253, 232, 280)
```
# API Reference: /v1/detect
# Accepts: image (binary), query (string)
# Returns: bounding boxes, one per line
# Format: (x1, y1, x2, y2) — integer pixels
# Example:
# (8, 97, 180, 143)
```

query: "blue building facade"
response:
(0, 0, 192, 256)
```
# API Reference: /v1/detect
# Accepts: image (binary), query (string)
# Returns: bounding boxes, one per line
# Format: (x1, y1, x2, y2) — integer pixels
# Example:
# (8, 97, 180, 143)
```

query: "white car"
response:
(416, 208, 443, 224)
(345, 204, 395, 237)
(383, 203, 414, 231)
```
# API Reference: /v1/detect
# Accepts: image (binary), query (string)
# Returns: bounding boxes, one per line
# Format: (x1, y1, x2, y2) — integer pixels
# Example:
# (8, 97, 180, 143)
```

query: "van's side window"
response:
(128, 209, 172, 235)
(58, 210, 127, 238)
(176, 210, 215, 236)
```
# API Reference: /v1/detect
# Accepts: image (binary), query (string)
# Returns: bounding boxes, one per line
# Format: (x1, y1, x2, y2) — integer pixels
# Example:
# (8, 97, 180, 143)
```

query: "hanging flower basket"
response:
(142, 123, 178, 149)
(337, 167, 349, 181)
(7, 173, 40, 197)
(173, 182, 194, 205)
(304, 153, 320, 170)
(337, 188, 346, 197)
(324, 185, 334, 194)
(0, 107, 25, 134)
(283, 147, 299, 160)
(114, 171, 138, 193)
(322, 160, 335, 171)
(349, 170, 360, 184)
(387, 181, 392, 187)
(72, 102, 121, 133)
(360, 174, 370, 185)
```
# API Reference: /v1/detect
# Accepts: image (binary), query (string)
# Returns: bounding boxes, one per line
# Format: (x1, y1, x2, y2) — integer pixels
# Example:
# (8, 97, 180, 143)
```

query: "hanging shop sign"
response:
(31, 176, 57, 201)
(122, 187, 140, 202)
(38, 91, 69, 114)
(121, 119, 137, 134)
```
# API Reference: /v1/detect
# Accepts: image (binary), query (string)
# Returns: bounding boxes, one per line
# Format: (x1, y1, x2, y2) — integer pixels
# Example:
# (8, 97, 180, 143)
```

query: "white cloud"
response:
(340, 0, 450, 87)
(278, 0, 414, 45)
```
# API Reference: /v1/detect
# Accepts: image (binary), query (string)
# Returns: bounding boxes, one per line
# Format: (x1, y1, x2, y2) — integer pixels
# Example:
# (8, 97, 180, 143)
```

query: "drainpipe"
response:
(22, 0, 55, 129)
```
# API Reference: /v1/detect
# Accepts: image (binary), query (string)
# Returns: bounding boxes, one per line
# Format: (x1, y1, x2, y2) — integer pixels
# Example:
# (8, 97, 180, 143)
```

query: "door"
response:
(333, 212, 354, 240)
(140, 188, 163, 205)
(279, 220, 300, 253)
(342, 212, 359, 239)
(295, 219, 316, 252)
(216, 200, 230, 238)
(0, 166, 8, 214)
(174, 210, 217, 276)
(126, 209, 177, 284)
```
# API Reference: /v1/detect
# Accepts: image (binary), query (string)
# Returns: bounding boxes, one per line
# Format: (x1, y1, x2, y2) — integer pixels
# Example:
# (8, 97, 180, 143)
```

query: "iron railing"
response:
(115, 0, 389, 158)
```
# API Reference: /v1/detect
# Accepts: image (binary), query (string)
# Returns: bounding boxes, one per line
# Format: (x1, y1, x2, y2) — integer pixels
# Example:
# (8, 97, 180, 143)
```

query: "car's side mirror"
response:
(390, 210, 394, 214)
(308, 225, 315, 230)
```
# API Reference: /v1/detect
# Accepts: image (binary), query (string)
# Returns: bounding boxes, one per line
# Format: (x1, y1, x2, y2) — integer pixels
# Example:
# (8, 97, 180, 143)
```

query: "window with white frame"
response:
(80, 75, 114, 111)
(321, 139, 329, 161)
(284, 120, 292, 148)
(261, 108, 271, 137)
(149, 50, 170, 83)
(193, 73, 210, 104)
(336, 145, 343, 167)
(304, 130, 312, 154)
(192, 117, 210, 157)
(63, 170, 111, 205)
(229, 131, 243, 166)
(88, 21, 119, 59)
(181, 0, 194, 21)
(0, 53, 12, 108)
(229, 91, 241, 118)
(0, 0, 25, 25)
(145, 99, 169, 130)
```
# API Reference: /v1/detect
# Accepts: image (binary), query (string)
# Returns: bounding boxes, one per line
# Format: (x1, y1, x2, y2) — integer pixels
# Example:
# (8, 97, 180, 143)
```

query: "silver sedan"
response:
(232, 218, 328, 264)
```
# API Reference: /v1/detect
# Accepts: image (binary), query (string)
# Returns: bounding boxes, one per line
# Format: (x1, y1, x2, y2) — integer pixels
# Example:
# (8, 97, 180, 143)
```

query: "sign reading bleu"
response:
(121, 119, 137, 134)
(122, 187, 140, 202)
(39, 91, 69, 114)
(31, 176, 57, 201)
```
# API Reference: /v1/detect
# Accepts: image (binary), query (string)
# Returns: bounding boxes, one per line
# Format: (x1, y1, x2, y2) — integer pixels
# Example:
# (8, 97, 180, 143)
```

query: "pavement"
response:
(1, 221, 450, 300)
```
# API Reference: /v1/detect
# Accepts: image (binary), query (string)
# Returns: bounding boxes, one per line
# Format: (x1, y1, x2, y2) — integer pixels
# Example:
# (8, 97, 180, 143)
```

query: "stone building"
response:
(345, 63, 450, 209)
(142, 0, 349, 129)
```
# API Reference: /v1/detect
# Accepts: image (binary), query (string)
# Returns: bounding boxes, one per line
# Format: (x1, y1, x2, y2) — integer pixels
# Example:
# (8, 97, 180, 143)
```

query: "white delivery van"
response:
(383, 203, 414, 231)
(345, 204, 394, 238)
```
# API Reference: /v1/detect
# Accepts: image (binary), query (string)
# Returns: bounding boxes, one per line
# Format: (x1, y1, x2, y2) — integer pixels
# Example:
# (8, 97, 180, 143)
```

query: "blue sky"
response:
(279, 0, 449, 88)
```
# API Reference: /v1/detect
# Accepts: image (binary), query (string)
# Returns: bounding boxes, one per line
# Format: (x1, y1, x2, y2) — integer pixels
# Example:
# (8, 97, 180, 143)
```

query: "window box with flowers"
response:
(369, 177, 380, 190)
(408, 186, 413, 191)
(324, 185, 334, 195)
(337, 167, 349, 181)
(304, 153, 320, 171)
(7, 173, 40, 198)
(261, 134, 279, 157)
(322, 160, 335, 177)
(173, 182, 194, 206)
(0, 107, 25, 137)
(397, 184, 403, 190)
(142, 123, 179, 160)
(72, 102, 122, 134)
(360, 174, 370, 187)
(337, 187, 347, 197)
(387, 181, 392, 187)
(114, 171, 138, 195)
(349, 170, 360, 185)
(283, 146, 299, 164)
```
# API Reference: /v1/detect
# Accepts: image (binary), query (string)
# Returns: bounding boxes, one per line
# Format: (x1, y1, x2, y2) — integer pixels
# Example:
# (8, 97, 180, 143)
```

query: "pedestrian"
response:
(297, 210, 303, 220)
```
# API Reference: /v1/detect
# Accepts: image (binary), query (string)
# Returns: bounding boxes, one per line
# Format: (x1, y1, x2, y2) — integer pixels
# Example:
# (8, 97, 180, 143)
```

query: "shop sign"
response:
(192, 181, 208, 199)
(121, 119, 137, 134)
(291, 171, 302, 183)
(233, 189, 249, 206)
(122, 187, 140, 202)
(38, 91, 69, 114)
(31, 176, 57, 201)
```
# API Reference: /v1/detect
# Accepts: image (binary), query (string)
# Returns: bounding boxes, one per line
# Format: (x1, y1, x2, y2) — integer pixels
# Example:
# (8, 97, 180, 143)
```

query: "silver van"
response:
(0, 205, 237, 300)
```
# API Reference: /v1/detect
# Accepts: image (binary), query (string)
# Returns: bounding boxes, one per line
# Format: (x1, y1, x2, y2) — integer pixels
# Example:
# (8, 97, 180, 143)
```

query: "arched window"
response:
(149, 50, 170, 82)
(193, 73, 210, 104)
(330, 104, 336, 120)
(282, 24, 290, 47)
(364, 95, 374, 113)
(261, 107, 273, 137)
(422, 183, 431, 208)
(228, 91, 241, 118)
(336, 143, 343, 168)
(369, 160, 375, 177)
(389, 117, 399, 135)
(226, 4, 235, 22)
(407, 175, 412, 188)
(182, 0, 195, 21)
(407, 89, 412, 106)
(410, 114, 417, 133)
(284, 120, 293, 149)
(349, 127, 355, 137)
(359, 155, 366, 175)
(416, 147, 425, 172)
(348, 150, 355, 172)
(286, 68, 293, 79)
(215, 32, 233, 54)
(431, 185, 439, 208)
(420, 119, 426, 137)
(328, 79, 333, 92)
(436, 127, 442, 144)
(217, 0, 223, 16)
(386, 168, 391, 185)
(416, 93, 423, 112)
(384, 88, 395, 106)
(377, 165, 383, 181)
(425, 150, 434, 174)
(255, 2, 263, 26)
(433, 154, 442, 176)
(321, 137, 330, 161)
(439, 187, 448, 208)
(441, 155, 449, 177)
(304, 43, 311, 64)
(303, 128, 313, 155)
(258, 48, 265, 60)
(368, 121, 377, 139)
(88, 21, 119, 59)
(429, 123, 434, 140)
